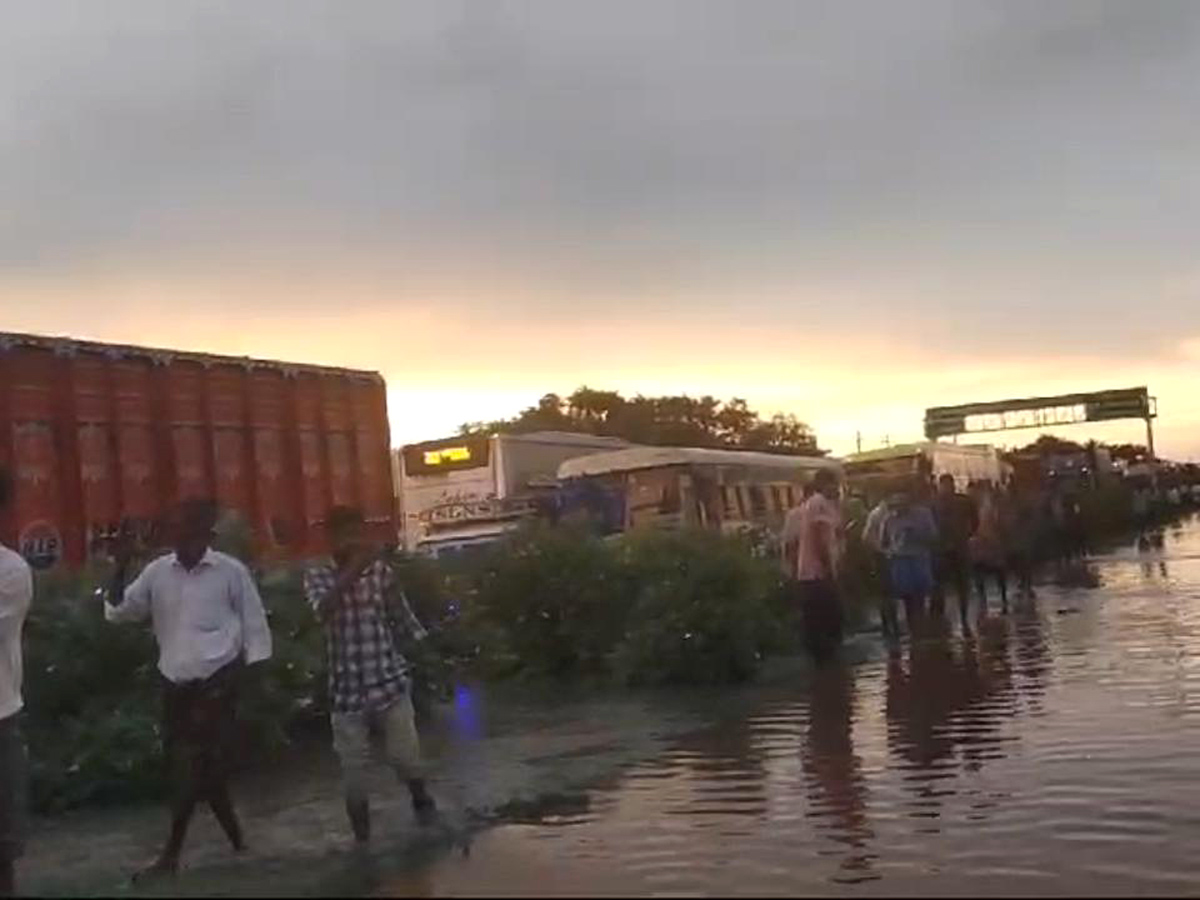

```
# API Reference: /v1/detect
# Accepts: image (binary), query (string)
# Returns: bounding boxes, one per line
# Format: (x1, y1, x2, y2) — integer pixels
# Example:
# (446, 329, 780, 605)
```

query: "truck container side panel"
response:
(212, 429, 251, 512)
(320, 378, 349, 430)
(353, 382, 391, 522)
(117, 425, 157, 521)
(252, 427, 288, 544)
(113, 360, 154, 424)
(326, 432, 355, 507)
(319, 377, 356, 507)
(77, 422, 118, 538)
(55, 356, 87, 565)
(297, 430, 326, 529)
(205, 365, 251, 512)
(1, 332, 396, 566)
(73, 357, 121, 551)
(150, 366, 178, 503)
(238, 369, 262, 540)
(7, 348, 53, 421)
(207, 366, 245, 426)
(0, 353, 13, 548)
(8, 350, 65, 567)
(71, 356, 111, 422)
(113, 360, 164, 524)
(249, 370, 299, 548)
(172, 426, 210, 501)
(357, 428, 391, 521)
(165, 362, 205, 424)
(293, 376, 330, 542)
(165, 364, 202, 500)
(12, 420, 62, 568)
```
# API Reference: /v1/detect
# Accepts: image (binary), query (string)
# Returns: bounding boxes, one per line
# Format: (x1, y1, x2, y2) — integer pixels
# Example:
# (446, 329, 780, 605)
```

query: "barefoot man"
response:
(105, 498, 273, 879)
(304, 506, 436, 845)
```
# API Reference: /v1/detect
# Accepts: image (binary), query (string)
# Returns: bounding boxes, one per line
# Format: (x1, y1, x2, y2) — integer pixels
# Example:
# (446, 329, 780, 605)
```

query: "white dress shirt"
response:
(106, 548, 273, 683)
(0, 545, 32, 720)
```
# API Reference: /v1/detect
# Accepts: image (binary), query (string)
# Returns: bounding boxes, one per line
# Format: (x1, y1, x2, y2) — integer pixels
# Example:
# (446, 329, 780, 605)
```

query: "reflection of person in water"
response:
(801, 662, 875, 881)
(885, 615, 1018, 811)
(1010, 596, 1050, 713)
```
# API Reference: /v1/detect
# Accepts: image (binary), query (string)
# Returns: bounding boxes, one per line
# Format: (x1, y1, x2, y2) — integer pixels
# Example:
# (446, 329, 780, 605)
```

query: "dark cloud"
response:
(2, 1, 1198, 353)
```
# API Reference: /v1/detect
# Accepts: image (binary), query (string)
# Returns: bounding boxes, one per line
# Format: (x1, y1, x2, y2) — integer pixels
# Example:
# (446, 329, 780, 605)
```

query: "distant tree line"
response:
(459, 387, 825, 456)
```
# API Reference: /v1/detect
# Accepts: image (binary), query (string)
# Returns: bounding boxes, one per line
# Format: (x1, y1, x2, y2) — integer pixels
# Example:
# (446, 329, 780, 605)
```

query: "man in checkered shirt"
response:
(303, 506, 436, 843)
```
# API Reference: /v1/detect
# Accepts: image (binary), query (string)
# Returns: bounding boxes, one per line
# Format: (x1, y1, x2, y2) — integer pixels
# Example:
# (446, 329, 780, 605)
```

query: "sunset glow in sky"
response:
(3, 1, 1198, 459)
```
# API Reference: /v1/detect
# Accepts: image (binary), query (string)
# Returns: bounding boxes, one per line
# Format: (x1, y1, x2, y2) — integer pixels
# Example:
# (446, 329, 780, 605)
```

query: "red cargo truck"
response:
(0, 331, 396, 569)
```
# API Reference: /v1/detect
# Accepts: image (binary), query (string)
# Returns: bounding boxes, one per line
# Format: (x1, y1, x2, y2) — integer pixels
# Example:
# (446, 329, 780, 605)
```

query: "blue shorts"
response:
(889, 555, 934, 598)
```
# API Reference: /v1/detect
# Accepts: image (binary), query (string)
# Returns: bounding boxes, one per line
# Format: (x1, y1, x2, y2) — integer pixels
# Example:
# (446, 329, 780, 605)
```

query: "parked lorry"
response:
(0, 330, 396, 568)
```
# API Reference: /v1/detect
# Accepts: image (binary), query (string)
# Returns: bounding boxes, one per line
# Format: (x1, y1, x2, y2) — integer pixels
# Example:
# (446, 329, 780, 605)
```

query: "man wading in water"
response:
(105, 498, 273, 880)
(782, 469, 844, 663)
(304, 506, 437, 844)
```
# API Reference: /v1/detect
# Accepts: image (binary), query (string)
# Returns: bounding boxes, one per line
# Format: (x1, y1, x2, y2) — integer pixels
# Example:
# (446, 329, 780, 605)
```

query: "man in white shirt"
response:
(0, 469, 31, 898)
(105, 498, 272, 880)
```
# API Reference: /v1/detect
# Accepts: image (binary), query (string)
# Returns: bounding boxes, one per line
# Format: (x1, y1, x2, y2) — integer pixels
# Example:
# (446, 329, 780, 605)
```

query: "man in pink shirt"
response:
(781, 469, 844, 663)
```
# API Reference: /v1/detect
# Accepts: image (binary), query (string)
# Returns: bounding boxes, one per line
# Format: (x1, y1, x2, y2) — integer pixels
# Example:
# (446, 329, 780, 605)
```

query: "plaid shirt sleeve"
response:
(380, 561, 428, 642)
(303, 564, 336, 617)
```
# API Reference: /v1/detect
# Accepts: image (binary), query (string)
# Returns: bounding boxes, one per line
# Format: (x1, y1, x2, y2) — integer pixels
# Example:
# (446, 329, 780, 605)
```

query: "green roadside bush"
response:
(464, 523, 631, 680)
(23, 569, 163, 811)
(610, 529, 785, 685)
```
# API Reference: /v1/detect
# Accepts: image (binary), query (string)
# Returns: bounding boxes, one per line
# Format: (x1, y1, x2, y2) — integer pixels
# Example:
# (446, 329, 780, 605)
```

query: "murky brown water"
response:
(397, 515, 1200, 896)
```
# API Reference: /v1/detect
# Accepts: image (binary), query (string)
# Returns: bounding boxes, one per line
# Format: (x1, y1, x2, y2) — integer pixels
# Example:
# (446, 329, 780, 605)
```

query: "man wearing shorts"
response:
(304, 507, 436, 844)
(0, 470, 31, 897)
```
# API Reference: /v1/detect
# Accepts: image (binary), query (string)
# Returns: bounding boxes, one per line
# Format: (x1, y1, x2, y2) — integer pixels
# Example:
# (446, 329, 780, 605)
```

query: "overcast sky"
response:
(3, 0, 1198, 456)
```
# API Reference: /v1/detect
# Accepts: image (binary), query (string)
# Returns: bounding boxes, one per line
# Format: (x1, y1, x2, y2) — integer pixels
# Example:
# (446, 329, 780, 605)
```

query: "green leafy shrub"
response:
(23, 570, 163, 811)
(465, 523, 631, 680)
(610, 529, 784, 686)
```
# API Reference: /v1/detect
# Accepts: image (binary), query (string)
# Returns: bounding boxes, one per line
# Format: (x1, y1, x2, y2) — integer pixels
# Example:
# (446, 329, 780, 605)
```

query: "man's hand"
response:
(334, 544, 378, 591)
(109, 526, 137, 571)
(318, 544, 383, 621)
(104, 525, 138, 607)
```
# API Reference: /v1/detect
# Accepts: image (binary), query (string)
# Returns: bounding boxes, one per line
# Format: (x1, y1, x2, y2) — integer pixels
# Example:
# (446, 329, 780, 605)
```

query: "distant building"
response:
(394, 431, 629, 556)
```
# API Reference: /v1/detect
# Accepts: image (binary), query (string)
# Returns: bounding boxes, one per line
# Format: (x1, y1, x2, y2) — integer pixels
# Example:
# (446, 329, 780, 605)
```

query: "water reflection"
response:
(405, 514, 1200, 896)
(800, 662, 875, 881)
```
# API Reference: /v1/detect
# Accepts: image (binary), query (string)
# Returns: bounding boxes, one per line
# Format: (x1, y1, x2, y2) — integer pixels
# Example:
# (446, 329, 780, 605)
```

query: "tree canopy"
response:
(459, 387, 824, 456)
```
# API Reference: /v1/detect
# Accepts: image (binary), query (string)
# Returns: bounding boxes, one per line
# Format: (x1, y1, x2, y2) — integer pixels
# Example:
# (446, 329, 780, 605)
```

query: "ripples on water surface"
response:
(401, 516, 1200, 896)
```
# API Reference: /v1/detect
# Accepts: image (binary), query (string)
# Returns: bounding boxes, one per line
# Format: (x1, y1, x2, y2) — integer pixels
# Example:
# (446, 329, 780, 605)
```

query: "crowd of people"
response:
(779, 468, 1153, 660)
(0, 460, 1195, 894)
(0, 466, 437, 894)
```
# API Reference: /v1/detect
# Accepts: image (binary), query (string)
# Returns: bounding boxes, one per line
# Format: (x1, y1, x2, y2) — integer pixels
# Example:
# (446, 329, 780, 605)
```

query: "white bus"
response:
(843, 441, 1005, 497)
(556, 445, 841, 536)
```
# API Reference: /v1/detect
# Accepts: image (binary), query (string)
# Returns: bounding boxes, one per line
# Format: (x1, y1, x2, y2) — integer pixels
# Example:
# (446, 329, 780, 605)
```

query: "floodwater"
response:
(395, 515, 1200, 897)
